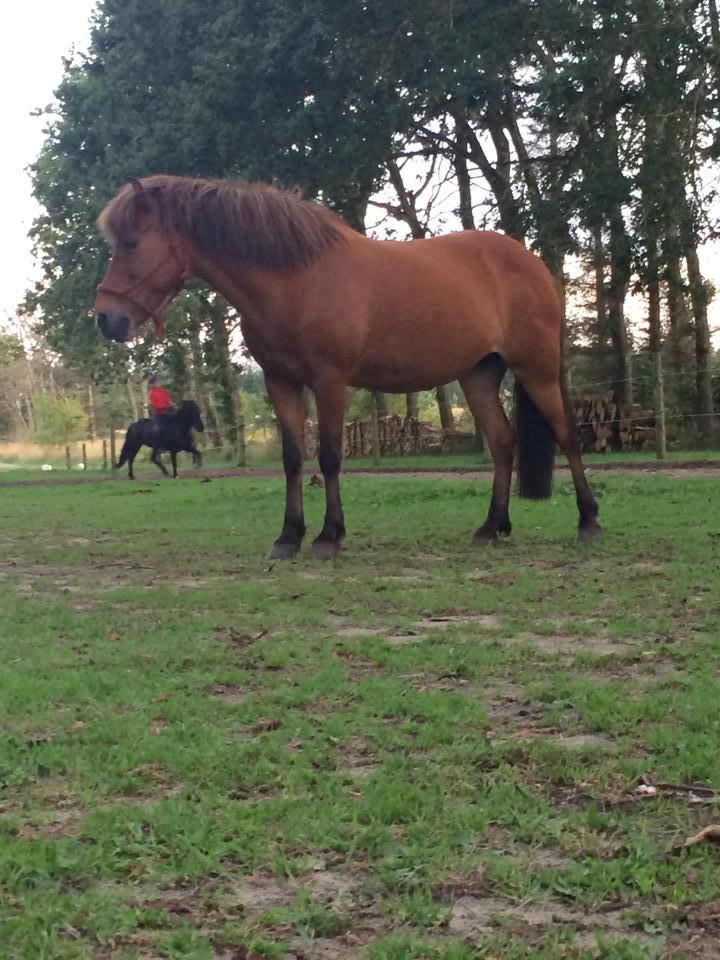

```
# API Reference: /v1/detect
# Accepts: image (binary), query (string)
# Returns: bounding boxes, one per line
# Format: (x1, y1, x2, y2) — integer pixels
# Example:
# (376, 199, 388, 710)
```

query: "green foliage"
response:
(31, 394, 89, 444)
(0, 334, 25, 366)
(239, 389, 274, 434)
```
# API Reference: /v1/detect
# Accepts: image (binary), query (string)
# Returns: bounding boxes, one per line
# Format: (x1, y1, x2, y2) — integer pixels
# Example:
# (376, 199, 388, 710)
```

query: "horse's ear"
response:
(128, 177, 150, 215)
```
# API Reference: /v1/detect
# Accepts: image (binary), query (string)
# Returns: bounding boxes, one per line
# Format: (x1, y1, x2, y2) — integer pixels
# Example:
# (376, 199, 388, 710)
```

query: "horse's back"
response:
(338, 230, 562, 390)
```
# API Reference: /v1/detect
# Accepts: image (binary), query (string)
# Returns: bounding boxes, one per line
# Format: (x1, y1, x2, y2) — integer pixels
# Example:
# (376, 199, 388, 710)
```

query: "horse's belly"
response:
(350, 313, 493, 392)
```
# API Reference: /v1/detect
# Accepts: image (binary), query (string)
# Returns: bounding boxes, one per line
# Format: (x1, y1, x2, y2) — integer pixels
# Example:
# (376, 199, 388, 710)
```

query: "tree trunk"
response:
(127, 380, 140, 421)
(370, 391, 381, 463)
(208, 299, 245, 462)
(663, 236, 690, 379)
(436, 385, 455, 432)
(187, 328, 215, 444)
(87, 383, 97, 439)
(647, 246, 667, 459)
(709, 0, 720, 45)
(592, 224, 608, 353)
(453, 115, 476, 231)
(607, 205, 633, 405)
(405, 393, 419, 419)
(685, 244, 715, 435)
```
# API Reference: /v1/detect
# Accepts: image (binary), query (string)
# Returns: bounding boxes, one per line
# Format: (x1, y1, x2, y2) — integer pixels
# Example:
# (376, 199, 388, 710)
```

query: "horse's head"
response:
(180, 400, 205, 433)
(94, 178, 192, 342)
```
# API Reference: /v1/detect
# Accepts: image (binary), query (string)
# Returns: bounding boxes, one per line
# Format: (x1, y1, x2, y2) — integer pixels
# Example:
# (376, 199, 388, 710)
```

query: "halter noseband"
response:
(96, 241, 192, 338)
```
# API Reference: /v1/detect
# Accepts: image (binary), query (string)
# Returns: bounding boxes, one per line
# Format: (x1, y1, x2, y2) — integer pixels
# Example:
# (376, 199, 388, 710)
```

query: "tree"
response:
(32, 394, 88, 445)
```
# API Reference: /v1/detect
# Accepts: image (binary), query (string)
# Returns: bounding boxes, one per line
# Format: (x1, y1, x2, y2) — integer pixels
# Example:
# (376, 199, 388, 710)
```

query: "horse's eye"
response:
(123, 240, 138, 251)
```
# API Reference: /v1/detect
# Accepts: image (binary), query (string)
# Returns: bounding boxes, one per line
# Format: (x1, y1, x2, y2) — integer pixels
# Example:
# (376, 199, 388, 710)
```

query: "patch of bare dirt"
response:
(17, 808, 84, 840)
(338, 736, 378, 777)
(230, 870, 296, 910)
(206, 682, 252, 704)
(300, 867, 368, 905)
(432, 869, 491, 903)
(413, 675, 474, 694)
(417, 613, 502, 631)
(484, 683, 614, 750)
(509, 631, 637, 657)
(447, 894, 651, 946)
(335, 625, 385, 638)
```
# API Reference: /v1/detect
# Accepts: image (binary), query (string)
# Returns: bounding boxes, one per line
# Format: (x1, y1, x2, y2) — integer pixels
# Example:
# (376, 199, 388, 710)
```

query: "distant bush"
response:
(32, 394, 89, 445)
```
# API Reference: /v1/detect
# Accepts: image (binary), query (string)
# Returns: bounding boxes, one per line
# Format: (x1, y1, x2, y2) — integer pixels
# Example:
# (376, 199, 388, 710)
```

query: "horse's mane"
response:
(98, 175, 348, 271)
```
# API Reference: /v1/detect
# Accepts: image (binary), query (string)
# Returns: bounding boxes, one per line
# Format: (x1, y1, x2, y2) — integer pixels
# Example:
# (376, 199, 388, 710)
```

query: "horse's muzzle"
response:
(96, 312, 131, 342)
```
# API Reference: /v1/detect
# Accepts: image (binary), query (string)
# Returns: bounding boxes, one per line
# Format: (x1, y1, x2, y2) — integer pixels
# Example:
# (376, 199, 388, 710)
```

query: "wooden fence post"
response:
(82, 443, 87, 471)
(102, 439, 108, 471)
(65, 445, 71, 470)
(370, 391, 381, 465)
(110, 427, 117, 469)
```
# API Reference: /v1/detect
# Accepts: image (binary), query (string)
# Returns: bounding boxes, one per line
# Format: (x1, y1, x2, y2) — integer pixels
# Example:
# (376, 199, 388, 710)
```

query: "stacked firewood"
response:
(304, 415, 444, 458)
(572, 394, 655, 452)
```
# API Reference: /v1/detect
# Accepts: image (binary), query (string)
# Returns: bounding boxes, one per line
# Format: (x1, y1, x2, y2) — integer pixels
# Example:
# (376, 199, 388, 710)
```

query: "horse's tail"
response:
(515, 382, 555, 499)
(115, 434, 130, 469)
(115, 425, 139, 468)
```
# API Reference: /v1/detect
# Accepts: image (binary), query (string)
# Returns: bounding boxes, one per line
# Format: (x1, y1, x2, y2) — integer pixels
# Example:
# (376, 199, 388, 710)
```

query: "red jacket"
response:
(149, 385, 173, 415)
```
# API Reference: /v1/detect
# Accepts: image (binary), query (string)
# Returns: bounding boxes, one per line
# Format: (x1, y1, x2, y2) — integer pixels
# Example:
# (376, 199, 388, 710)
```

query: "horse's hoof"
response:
(269, 540, 301, 560)
(311, 539, 341, 559)
(472, 529, 498, 547)
(577, 522, 603, 541)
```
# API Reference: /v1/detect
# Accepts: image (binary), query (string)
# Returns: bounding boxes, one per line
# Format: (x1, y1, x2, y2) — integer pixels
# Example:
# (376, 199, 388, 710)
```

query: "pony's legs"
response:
(150, 448, 169, 477)
(127, 455, 135, 480)
(170, 452, 178, 478)
(459, 354, 514, 545)
(191, 447, 202, 467)
(515, 372, 601, 538)
(265, 376, 306, 559)
(311, 380, 347, 559)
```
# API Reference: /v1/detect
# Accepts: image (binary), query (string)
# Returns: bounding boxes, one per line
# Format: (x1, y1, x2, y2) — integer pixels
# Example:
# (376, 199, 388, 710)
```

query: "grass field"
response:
(1, 471, 720, 959)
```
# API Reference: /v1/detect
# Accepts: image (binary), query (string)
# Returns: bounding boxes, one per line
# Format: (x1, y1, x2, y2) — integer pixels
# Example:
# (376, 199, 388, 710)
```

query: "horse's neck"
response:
(193, 254, 288, 324)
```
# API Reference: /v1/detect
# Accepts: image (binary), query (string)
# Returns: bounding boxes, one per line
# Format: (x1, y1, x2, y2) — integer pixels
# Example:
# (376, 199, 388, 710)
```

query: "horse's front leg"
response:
(170, 452, 178, 477)
(311, 379, 347, 559)
(151, 448, 169, 476)
(191, 447, 202, 468)
(265, 376, 306, 559)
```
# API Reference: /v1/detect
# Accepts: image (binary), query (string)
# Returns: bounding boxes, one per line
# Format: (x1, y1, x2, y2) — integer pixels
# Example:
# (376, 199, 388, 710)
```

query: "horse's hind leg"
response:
(514, 370, 601, 538)
(191, 447, 202, 468)
(459, 354, 514, 545)
(151, 448, 169, 477)
(265, 375, 306, 559)
(310, 378, 347, 559)
(170, 452, 178, 478)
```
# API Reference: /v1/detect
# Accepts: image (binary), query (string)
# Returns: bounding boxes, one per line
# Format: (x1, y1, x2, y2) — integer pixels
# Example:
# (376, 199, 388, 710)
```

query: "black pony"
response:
(116, 400, 204, 479)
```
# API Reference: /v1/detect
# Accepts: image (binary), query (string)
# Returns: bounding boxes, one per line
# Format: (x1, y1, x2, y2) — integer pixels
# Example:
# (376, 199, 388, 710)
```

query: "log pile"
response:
(572, 394, 655, 452)
(305, 415, 444, 459)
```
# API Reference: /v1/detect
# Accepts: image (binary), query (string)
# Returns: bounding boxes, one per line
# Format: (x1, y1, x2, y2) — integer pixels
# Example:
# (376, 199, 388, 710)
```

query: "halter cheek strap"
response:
(96, 241, 192, 338)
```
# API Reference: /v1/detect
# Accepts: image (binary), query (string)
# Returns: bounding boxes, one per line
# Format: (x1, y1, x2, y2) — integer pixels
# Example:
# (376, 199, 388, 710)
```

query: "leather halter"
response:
(96, 241, 192, 338)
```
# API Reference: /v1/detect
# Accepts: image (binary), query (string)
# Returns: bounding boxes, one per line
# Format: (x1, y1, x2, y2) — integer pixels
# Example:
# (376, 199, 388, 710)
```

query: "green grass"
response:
(2, 443, 720, 487)
(1, 473, 719, 958)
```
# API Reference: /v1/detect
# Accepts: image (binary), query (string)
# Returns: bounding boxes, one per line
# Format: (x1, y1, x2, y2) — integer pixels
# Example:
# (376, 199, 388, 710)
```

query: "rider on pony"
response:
(148, 375, 174, 427)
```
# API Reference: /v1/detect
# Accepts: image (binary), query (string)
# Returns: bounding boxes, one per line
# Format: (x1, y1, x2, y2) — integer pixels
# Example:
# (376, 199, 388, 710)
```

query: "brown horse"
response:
(94, 175, 601, 558)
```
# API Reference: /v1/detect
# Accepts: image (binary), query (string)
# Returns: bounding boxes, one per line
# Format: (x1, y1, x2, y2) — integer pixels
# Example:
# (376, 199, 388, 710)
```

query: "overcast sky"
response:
(0, 0, 95, 325)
